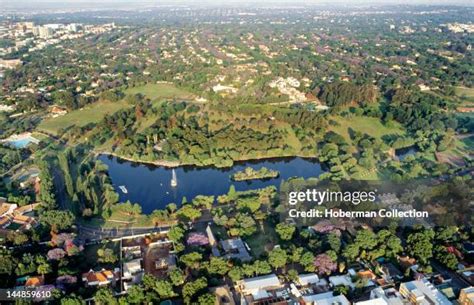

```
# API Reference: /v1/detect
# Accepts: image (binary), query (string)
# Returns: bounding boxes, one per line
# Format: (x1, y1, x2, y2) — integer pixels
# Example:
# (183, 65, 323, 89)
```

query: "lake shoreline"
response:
(96, 151, 320, 169)
(98, 155, 325, 214)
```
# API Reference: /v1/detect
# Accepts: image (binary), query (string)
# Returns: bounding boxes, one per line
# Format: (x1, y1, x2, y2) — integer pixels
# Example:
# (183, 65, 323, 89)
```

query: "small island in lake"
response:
(231, 167, 280, 181)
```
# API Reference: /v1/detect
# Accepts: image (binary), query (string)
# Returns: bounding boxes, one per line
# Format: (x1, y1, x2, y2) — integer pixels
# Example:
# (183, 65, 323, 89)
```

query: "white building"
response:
(399, 279, 452, 305)
(354, 287, 406, 305)
(237, 274, 282, 295)
(298, 273, 320, 286)
(123, 259, 143, 279)
(302, 291, 350, 305)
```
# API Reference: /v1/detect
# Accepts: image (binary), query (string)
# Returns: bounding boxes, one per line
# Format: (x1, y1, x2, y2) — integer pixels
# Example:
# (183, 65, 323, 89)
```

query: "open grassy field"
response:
(455, 86, 474, 104)
(37, 101, 128, 135)
(125, 83, 195, 101)
(329, 116, 405, 142)
(37, 84, 193, 136)
(455, 86, 474, 98)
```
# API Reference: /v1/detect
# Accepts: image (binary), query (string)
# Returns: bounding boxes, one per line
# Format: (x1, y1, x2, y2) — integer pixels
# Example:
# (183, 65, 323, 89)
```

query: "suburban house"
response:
(220, 238, 252, 262)
(123, 258, 144, 291)
(82, 269, 116, 287)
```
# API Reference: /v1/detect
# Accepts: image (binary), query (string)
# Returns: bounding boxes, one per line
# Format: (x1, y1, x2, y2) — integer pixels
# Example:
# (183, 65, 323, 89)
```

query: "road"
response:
(431, 260, 471, 291)
(77, 224, 171, 241)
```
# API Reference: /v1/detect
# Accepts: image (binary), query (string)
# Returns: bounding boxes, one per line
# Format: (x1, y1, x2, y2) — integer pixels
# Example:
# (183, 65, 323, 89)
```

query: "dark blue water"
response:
(395, 146, 418, 161)
(98, 155, 324, 214)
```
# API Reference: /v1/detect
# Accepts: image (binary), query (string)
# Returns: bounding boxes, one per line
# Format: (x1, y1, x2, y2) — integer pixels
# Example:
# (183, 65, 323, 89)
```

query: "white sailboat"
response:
(170, 169, 178, 187)
(119, 185, 128, 194)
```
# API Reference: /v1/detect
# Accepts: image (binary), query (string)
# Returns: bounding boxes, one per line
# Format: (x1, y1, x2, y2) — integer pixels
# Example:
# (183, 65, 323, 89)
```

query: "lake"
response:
(98, 155, 324, 214)
(395, 146, 418, 161)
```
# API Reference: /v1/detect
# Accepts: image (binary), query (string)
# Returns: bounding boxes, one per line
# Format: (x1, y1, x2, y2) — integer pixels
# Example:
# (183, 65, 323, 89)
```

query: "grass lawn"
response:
(329, 116, 405, 142)
(244, 221, 278, 258)
(38, 101, 128, 135)
(350, 166, 380, 180)
(79, 241, 120, 270)
(78, 214, 154, 229)
(125, 83, 194, 101)
(455, 86, 474, 99)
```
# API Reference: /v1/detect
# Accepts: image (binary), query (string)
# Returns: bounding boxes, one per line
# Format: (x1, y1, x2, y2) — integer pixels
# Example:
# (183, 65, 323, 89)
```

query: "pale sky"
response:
(3, 0, 474, 4)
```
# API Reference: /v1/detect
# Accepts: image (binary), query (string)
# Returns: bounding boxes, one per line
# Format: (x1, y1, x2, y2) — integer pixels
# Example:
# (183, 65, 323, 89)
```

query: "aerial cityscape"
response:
(0, 1, 473, 304)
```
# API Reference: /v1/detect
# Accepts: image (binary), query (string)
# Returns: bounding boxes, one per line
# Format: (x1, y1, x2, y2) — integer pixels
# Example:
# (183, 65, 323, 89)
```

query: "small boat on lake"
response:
(119, 185, 128, 194)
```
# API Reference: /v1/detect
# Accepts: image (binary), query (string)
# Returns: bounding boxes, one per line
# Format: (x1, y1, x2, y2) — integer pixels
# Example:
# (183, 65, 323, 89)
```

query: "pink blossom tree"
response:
(314, 253, 337, 275)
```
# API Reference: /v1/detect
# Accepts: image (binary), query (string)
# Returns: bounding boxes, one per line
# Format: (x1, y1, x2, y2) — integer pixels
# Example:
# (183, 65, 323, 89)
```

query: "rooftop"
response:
(400, 279, 452, 305)
(302, 291, 350, 305)
(239, 274, 281, 293)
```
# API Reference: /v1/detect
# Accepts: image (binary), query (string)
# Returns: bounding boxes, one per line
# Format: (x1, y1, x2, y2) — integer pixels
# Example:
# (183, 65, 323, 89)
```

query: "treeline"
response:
(90, 100, 321, 167)
(57, 147, 119, 218)
(272, 108, 328, 131)
(386, 88, 458, 132)
(318, 81, 379, 107)
(0, 146, 24, 175)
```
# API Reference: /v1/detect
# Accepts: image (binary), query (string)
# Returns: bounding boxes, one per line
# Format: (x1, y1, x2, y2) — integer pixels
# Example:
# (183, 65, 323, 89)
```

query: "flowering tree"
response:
(186, 233, 209, 246)
(52, 233, 75, 246)
(47, 248, 66, 261)
(65, 239, 83, 256)
(56, 275, 77, 288)
(314, 253, 337, 275)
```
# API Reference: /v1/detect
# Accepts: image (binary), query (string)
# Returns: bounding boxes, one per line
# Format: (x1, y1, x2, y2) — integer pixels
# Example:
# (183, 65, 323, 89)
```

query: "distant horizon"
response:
(3, 0, 474, 7)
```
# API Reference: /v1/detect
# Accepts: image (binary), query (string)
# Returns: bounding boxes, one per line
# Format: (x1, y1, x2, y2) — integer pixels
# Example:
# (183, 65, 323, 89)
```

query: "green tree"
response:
(60, 295, 84, 305)
(207, 257, 229, 276)
(97, 248, 118, 264)
(268, 248, 288, 270)
(407, 229, 435, 265)
(182, 277, 207, 304)
(327, 232, 341, 253)
(125, 285, 144, 304)
(169, 268, 185, 286)
(154, 280, 175, 299)
(94, 288, 117, 305)
(168, 225, 185, 243)
(0, 249, 16, 275)
(198, 293, 215, 305)
(300, 251, 315, 272)
(39, 210, 75, 232)
(275, 223, 296, 241)
(228, 267, 243, 282)
(228, 184, 237, 199)
(180, 252, 203, 269)
(177, 204, 202, 222)
(36, 257, 52, 275)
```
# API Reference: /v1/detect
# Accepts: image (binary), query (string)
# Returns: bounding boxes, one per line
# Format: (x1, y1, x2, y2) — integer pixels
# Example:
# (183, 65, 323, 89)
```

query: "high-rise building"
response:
(33, 26, 54, 38)
(39, 26, 53, 38)
(67, 23, 81, 32)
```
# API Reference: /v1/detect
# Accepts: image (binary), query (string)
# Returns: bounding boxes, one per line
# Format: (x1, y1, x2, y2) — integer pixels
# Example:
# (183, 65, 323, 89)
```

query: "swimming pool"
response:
(9, 138, 34, 148)
(2, 134, 39, 148)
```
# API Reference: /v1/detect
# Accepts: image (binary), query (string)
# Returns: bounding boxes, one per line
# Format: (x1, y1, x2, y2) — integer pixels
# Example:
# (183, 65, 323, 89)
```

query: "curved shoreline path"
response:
(98, 155, 325, 214)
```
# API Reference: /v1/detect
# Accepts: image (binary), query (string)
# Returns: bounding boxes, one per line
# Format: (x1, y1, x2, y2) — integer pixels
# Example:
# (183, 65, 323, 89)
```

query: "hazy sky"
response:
(3, 0, 474, 4)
